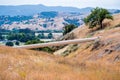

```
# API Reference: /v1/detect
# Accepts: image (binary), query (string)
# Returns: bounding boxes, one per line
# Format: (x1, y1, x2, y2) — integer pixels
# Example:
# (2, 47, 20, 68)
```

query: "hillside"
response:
(0, 14, 120, 80)
(0, 44, 120, 80)
(0, 12, 84, 30)
(54, 13, 120, 59)
(54, 13, 120, 79)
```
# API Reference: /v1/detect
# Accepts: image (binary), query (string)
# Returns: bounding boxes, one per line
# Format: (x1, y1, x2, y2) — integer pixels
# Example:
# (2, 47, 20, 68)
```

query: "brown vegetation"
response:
(0, 45, 120, 80)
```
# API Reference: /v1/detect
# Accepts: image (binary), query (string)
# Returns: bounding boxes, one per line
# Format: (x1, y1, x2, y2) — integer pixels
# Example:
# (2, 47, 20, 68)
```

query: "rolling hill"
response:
(54, 13, 120, 60)
(0, 12, 84, 30)
(0, 14, 120, 80)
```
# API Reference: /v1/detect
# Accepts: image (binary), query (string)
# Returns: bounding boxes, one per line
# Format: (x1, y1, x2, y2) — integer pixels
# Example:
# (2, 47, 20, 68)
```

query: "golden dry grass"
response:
(0, 45, 120, 80)
(0, 43, 119, 80)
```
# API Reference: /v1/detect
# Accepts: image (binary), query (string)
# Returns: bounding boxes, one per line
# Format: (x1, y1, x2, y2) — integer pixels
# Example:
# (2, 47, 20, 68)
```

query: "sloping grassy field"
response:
(0, 14, 120, 80)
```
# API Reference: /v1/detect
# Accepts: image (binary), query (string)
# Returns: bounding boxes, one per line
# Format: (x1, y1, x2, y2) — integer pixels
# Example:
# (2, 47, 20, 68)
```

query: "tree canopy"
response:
(0, 33, 4, 40)
(15, 41, 20, 46)
(84, 7, 113, 29)
(7, 33, 38, 42)
(63, 24, 77, 35)
(48, 33, 53, 39)
(6, 42, 14, 46)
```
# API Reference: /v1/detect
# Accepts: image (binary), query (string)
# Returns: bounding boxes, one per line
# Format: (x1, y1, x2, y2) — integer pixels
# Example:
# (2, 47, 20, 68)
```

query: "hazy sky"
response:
(0, 0, 119, 9)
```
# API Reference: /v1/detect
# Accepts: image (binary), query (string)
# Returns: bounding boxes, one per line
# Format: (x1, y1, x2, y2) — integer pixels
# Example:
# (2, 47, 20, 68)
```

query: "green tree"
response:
(6, 41, 14, 46)
(63, 24, 77, 35)
(48, 33, 53, 39)
(84, 7, 113, 29)
(15, 41, 20, 46)
(0, 34, 4, 40)
(38, 33, 45, 39)
(7, 33, 37, 42)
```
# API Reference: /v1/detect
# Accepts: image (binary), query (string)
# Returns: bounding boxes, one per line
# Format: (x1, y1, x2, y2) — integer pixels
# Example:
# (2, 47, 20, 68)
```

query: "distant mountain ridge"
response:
(0, 4, 119, 16)
(0, 4, 89, 16)
(0, 4, 120, 16)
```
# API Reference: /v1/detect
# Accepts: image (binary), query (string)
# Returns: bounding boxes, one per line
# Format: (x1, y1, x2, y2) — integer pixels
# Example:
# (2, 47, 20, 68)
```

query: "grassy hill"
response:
(0, 14, 120, 80)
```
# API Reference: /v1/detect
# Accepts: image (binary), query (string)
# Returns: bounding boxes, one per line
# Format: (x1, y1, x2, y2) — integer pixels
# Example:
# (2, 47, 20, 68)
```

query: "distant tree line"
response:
(6, 28, 37, 42)
(7, 33, 37, 42)
(38, 33, 53, 39)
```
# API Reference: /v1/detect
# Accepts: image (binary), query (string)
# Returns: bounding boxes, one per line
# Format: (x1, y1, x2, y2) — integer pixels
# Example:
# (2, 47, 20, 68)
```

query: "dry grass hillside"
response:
(0, 14, 120, 80)
(66, 13, 120, 62)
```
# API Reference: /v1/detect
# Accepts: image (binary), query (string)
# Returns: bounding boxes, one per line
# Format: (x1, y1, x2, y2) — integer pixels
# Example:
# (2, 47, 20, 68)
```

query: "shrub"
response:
(6, 41, 14, 46)
(25, 39, 44, 45)
(63, 24, 77, 35)
(15, 41, 20, 46)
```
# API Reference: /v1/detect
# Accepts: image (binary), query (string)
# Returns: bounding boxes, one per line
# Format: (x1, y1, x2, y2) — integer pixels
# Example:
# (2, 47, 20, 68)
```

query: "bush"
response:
(40, 47, 54, 53)
(63, 24, 77, 35)
(6, 42, 14, 46)
(38, 33, 45, 39)
(15, 41, 20, 46)
(25, 39, 44, 45)
(48, 33, 53, 39)
(0, 34, 4, 40)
